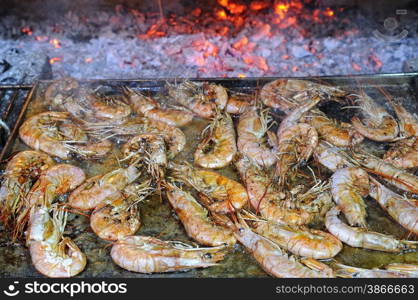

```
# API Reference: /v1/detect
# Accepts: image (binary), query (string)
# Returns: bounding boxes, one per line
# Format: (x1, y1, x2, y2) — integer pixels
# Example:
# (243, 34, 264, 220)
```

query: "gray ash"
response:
(0, 0, 417, 84)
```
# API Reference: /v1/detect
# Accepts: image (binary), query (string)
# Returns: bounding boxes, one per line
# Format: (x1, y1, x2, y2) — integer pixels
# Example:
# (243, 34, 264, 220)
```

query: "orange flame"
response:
(215, 9, 228, 20)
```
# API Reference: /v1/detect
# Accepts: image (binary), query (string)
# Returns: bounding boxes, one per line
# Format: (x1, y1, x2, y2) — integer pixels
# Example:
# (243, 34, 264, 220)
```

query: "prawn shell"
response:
(194, 113, 237, 169)
(237, 109, 277, 168)
(29, 240, 86, 278)
(196, 169, 248, 214)
(90, 200, 141, 241)
(256, 222, 342, 259)
(19, 112, 73, 159)
(27, 164, 86, 206)
(330, 167, 369, 227)
(110, 236, 225, 273)
(234, 227, 334, 278)
(166, 187, 236, 246)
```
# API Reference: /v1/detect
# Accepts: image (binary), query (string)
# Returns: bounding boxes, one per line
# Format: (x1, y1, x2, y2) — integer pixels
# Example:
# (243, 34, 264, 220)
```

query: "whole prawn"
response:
(384, 263, 418, 277)
(234, 155, 313, 226)
(313, 141, 354, 172)
(351, 92, 399, 142)
(14, 164, 85, 240)
(19, 111, 112, 160)
(90, 182, 153, 241)
(168, 81, 228, 119)
(121, 133, 167, 180)
(168, 162, 248, 214)
(44, 77, 79, 107)
(243, 212, 342, 259)
(276, 96, 320, 136)
(27, 206, 86, 278)
(0, 151, 54, 226)
(335, 263, 415, 278)
(368, 177, 418, 235)
(111, 236, 226, 273)
(325, 206, 417, 252)
(352, 151, 418, 194)
(384, 97, 418, 169)
(275, 99, 320, 185)
(194, 112, 237, 169)
(26, 164, 86, 207)
(384, 137, 418, 169)
(46, 78, 131, 123)
(68, 165, 140, 210)
(85, 117, 185, 159)
(275, 123, 318, 186)
(237, 108, 277, 168)
(388, 97, 418, 138)
(331, 167, 369, 227)
(303, 110, 364, 147)
(123, 87, 193, 127)
(260, 79, 347, 112)
(225, 92, 253, 114)
(165, 183, 236, 246)
(234, 217, 335, 278)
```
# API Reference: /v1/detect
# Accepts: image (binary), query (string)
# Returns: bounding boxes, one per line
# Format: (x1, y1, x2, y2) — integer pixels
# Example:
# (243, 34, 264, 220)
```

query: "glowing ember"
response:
(274, 2, 290, 19)
(50, 39, 61, 48)
(218, 0, 229, 7)
(85, 57, 93, 63)
(226, 3, 246, 15)
(215, 9, 227, 20)
(49, 57, 62, 64)
(369, 54, 383, 70)
(21, 26, 33, 36)
(237, 73, 246, 78)
(191, 8, 201, 17)
(324, 8, 334, 17)
(35, 36, 48, 42)
(352, 63, 362, 71)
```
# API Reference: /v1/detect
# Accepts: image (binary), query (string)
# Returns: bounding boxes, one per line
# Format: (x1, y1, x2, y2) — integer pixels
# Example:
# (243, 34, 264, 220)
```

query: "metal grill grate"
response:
(0, 84, 32, 153)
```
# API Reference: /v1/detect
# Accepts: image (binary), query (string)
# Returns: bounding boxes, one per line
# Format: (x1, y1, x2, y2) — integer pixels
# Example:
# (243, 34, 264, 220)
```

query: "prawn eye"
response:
(238, 227, 245, 233)
(203, 253, 212, 259)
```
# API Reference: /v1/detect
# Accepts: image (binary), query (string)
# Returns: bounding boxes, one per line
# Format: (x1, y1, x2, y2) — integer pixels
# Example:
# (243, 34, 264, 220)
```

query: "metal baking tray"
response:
(0, 73, 417, 277)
